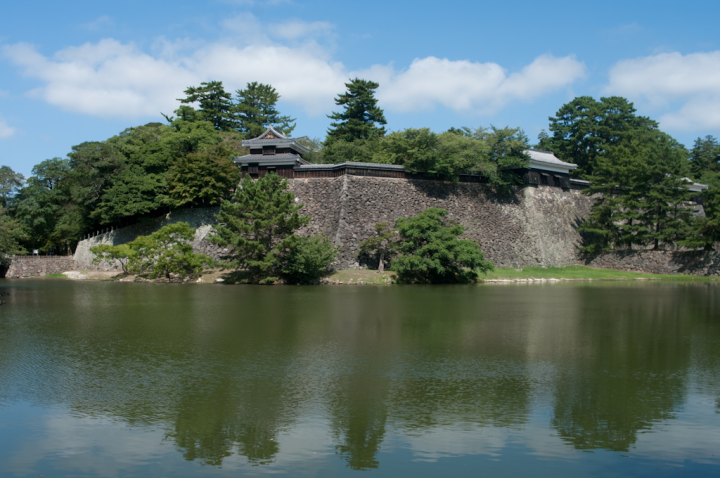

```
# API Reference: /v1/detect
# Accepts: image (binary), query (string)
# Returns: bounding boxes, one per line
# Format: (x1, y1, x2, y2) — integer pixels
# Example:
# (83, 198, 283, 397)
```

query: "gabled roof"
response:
(241, 126, 310, 153)
(255, 125, 287, 140)
(523, 149, 577, 174)
(233, 153, 311, 165)
(682, 177, 709, 193)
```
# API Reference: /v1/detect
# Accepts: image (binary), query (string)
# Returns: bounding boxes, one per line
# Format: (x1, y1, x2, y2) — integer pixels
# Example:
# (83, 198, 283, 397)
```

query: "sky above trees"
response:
(1, 0, 720, 175)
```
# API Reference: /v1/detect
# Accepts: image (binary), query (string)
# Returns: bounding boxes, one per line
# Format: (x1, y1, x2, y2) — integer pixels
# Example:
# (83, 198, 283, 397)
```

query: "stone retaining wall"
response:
(73, 208, 224, 270)
(5, 256, 76, 278)
(584, 251, 720, 276)
(73, 177, 595, 271)
(291, 176, 594, 269)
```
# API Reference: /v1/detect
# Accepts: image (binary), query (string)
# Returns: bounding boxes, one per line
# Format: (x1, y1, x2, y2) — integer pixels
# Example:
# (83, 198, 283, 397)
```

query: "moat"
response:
(1, 280, 719, 476)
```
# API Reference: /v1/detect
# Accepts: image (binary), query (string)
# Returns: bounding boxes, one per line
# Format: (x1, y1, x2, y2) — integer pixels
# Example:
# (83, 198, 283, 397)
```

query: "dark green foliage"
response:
(391, 208, 494, 283)
(177, 81, 237, 131)
(542, 96, 659, 178)
(689, 135, 720, 180)
(0, 166, 24, 207)
(235, 82, 296, 138)
(13, 158, 73, 253)
(580, 130, 696, 252)
(210, 172, 309, 284)
(681, 175, 720, 250)
(358, 222, 398, 272)
(166, 144, 241, 208)
(326, 79, 387, 145)
(0, 205, 25, 265)
(282, 235, 337, 284)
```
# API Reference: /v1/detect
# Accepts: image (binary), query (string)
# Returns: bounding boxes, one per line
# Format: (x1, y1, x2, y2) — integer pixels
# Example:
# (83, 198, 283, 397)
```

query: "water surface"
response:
(1, 280, 719, 476)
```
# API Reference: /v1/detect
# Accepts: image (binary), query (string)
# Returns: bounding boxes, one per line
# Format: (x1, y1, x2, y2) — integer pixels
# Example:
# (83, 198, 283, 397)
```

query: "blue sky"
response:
(1, 0, 719, 176)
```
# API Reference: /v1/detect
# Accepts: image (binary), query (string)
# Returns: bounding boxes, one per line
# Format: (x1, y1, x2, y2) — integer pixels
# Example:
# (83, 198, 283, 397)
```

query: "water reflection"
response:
(0, 281, 719, 475)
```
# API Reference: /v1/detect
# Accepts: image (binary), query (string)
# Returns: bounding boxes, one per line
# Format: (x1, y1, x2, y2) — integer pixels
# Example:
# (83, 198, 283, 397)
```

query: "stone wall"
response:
(290, 176, 594, 268)
(5, 256, 76, 278)
(584, 251, 720, 276)
(71, 177, 596, 271)
(74, 208, 223, 270)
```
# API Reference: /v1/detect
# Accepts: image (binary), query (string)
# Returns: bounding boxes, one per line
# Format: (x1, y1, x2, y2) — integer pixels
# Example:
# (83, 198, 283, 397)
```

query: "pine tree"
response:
(234, 82, 296, 138)
(209, 172, 309, 284)
(178, 81, 236, 131)
(580, 131, 696, 252)
(543, 96, 658, 178)
(326, 78, 387, 145)
(689, 135, 720, 180)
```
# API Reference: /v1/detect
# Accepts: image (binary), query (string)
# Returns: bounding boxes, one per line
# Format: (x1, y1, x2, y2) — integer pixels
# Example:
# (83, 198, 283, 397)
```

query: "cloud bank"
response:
(606, 51, 720, 130)
(2, 16, 586, 120)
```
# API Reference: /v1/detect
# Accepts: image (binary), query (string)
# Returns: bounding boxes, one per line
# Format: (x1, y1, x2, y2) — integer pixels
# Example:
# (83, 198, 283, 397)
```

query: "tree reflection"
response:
(550, 288, 692, 451)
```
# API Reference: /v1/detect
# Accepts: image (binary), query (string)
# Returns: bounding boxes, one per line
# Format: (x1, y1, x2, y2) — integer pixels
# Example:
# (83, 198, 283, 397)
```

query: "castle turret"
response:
(234, 126, 311, 179)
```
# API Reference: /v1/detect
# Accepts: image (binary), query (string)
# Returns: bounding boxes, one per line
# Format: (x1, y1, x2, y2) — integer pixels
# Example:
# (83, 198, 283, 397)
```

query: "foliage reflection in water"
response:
(0, 280, 719, 476)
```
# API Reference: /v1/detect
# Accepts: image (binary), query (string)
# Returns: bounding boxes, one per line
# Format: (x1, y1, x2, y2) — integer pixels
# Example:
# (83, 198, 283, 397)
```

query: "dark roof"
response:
(295, 162, 404, 171)
(233, 153, 311, 165)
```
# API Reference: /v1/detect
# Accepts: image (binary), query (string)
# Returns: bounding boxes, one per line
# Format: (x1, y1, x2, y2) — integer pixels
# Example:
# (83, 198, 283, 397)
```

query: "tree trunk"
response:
(378, 251, 384, 273)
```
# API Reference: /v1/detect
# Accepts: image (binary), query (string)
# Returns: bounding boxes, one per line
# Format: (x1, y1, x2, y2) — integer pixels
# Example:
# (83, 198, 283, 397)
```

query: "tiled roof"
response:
(524, 149, 577, 168)
(296, 162, 404, 171)
(234, 153, 310, 164)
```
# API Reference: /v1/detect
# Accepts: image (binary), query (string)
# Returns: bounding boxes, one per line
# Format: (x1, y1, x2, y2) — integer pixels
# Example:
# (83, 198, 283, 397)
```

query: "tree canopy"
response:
(539, 96, 658, 178)
(392, 208, 494, 283)
(326, 78, 387, 145)
(235, 82, 296, 138)
(210, 172, 310, 284)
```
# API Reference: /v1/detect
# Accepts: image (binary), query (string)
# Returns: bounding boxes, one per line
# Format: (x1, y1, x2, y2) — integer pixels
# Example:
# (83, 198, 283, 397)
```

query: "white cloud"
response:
(606, 51, 720, 130)
(367, 54, 586, 114)
(1, 17, 585, 120)
(81, 15, 113, 31)
(0, 117, 16, 138)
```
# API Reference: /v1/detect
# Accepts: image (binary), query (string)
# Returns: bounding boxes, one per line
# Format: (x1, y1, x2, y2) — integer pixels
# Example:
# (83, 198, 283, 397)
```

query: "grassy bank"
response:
(25, 265, 715, 283)
(479, 265, 715, 282)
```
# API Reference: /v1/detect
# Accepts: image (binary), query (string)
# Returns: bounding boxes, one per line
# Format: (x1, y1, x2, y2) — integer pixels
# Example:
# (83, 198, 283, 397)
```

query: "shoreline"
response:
(4, 265, 717, 285)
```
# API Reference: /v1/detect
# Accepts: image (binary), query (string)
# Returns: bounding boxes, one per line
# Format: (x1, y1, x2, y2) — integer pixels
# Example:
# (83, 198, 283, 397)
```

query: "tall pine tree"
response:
(540, 96, 658, 178)
(177, 81, 236, 131)
(234, 82, 296, 138)
(326, 78, 387, 145)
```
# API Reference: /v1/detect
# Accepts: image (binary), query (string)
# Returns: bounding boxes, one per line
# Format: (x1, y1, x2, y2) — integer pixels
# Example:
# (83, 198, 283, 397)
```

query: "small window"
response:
(263, 146, 276, 155)
(540, 174, 549, 185)
(248, 163, 259, 173)
(554, 176, 562, 187)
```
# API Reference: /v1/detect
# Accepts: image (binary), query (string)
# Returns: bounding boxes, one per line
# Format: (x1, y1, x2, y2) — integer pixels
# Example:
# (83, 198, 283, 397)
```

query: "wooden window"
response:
(540, 174, 549, 185)
(263, 146, 276, 155)
(554, 176, 562, 187)
(248, 163, 258, 174)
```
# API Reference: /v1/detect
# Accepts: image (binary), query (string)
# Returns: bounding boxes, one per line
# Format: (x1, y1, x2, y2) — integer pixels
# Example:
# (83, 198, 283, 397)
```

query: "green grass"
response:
(480, 265, 715, 281)
(44, 273, 68, 279)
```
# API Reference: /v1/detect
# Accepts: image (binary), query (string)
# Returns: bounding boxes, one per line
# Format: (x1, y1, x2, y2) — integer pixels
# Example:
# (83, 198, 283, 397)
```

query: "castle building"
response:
(234, 127, 584, 189)
(234, 125, 311, 179)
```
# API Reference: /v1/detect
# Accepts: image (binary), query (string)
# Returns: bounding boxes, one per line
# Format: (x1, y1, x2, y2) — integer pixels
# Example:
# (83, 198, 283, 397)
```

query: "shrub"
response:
(282, 235, 337, 284)
(392, 208, 494, 283)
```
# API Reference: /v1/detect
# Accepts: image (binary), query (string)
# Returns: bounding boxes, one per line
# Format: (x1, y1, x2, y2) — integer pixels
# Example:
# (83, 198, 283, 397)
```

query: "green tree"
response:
(13, 158, 72, 253)
(234, 82, 296, 138)
(326, 78, 386, 145)
(689, 135, 720, 180)
(177, 81, 236, 131)
(123, 222, 214, 279)
(680, 175, 720, 250)
(90, 243, 135, 274)
(0, 166, 24, 207)
(542, 96, 659, 178)
(282, 235, 337, 284)
(210, 172, 309, 284)
(0, 205, 25, 265)
(358, 222, 398, 273)
(391, 208, 494, 283)
(166, 144, 241, 208)
(580, 131, 696, 252)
